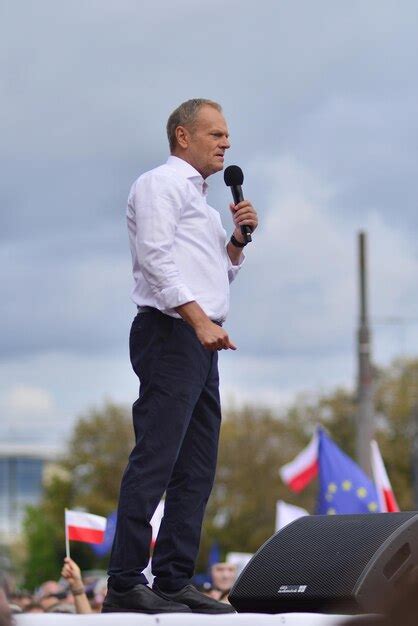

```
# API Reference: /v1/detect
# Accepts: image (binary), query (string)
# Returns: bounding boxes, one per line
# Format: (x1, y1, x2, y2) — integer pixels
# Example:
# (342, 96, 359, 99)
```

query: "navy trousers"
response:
(108, 309, 222, 592)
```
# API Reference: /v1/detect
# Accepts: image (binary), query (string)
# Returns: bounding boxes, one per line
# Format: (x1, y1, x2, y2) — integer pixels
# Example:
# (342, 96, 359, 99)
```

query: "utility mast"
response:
(356, 231, 374, 475)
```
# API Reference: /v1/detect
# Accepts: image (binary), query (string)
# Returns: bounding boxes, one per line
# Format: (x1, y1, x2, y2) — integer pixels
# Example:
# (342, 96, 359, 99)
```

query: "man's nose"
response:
(221, 137, 230, 149)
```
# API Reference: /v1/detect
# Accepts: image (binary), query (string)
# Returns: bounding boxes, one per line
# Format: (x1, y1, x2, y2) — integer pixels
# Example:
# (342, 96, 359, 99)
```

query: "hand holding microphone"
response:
(224, 165, 258, 245)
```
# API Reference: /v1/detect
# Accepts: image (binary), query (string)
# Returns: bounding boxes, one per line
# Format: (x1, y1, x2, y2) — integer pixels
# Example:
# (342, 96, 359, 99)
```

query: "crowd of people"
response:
(3, 557, 418, 624)
(0, 558, 237, 621)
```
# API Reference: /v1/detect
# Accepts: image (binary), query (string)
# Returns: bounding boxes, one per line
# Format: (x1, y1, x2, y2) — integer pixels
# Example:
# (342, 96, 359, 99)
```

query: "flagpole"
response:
(65, 508, 70, 559)
(356, 231, 374, 476)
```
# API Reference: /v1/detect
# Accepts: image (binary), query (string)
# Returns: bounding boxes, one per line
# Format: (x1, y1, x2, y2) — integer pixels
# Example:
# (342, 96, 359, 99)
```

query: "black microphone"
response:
(224, 165, 252, 244)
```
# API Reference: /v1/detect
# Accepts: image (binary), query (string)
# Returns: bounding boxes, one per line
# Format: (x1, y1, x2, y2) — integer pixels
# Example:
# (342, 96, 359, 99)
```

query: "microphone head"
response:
(224, 165, 244, 187)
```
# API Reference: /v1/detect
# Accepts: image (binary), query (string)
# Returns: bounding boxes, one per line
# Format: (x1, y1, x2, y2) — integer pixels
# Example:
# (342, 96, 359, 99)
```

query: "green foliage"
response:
(21, 359, 418, 586)
(373, 358, 418, 510)
(22, 506, 61, 590)
(198, 405, 317, 568)
(22, 401, 132, 589)
(62, 402, 133, 515)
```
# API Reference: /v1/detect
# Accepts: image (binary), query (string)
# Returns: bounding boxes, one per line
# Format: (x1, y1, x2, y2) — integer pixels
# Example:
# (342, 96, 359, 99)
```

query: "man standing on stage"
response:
(103, 99, 258, 614)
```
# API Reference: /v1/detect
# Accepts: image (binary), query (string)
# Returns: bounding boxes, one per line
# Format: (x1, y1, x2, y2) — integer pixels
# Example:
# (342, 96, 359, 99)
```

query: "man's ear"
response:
(175, 125, 189, 149)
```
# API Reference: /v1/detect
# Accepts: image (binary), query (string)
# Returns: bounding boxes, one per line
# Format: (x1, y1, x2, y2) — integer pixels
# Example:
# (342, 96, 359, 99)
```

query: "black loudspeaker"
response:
(229, 512, 418, 614)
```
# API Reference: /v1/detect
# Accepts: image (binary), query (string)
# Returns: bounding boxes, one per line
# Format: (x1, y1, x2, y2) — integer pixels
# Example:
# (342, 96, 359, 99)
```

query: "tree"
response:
(373, 358, 418, 510)
(62, 401, 134, 515)
(23, 505, 65, 590)
(21, 360, 418, 587)
(198, 360, 418, 567)
(198, 404, 317, 568)
(22, 401, 132, 588)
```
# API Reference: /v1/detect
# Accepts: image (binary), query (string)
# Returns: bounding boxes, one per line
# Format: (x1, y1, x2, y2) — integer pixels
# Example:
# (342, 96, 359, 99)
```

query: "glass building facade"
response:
(0, 446, 59, 541)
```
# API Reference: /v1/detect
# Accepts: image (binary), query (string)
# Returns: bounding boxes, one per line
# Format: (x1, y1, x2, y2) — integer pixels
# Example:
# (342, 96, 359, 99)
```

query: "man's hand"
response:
(194, 318, 237, 351)
(229, 200, 258, 242)
(175, 301, 237, 351)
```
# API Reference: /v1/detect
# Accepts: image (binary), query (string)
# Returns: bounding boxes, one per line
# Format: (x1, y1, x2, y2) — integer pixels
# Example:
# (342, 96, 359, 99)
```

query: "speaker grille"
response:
(230, 512, 418, 613)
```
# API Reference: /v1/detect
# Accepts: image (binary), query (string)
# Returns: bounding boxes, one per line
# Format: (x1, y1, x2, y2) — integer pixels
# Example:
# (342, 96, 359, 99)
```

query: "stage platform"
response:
(14, 612, 375, 625)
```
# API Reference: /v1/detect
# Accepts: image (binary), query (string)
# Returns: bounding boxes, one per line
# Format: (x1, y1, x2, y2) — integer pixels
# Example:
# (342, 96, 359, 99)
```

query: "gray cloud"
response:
(2, 0, 418, 440)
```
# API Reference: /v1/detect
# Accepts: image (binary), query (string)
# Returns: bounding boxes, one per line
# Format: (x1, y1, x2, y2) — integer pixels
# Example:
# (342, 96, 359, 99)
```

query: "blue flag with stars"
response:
(316, 428, 380, 515)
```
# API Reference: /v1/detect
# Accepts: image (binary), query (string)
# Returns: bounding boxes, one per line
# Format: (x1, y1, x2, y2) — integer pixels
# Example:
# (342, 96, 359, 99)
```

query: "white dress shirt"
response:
(127, 156, 244, 322)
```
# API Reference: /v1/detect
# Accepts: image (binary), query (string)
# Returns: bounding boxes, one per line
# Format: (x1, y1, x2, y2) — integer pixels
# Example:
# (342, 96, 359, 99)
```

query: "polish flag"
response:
(65, 510, 107, 544)
(370, 440, 400, 513)
(279, 430, 319, 492)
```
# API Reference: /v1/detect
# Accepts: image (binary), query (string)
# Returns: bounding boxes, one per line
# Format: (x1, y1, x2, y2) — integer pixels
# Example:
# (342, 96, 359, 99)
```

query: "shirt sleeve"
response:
(226, 248, 245, 283)
(132, 172, 195, 309)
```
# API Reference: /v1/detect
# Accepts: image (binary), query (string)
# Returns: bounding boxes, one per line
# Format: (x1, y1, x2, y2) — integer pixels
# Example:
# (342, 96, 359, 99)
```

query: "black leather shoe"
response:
(102, 584, 192, 613)
(153, 584, 236, 614)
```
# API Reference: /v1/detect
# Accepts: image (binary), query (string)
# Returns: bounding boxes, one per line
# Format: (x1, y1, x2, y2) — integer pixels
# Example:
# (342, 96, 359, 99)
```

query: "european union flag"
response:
(316, 428, 380, 515)
(91, 511, 117, 557)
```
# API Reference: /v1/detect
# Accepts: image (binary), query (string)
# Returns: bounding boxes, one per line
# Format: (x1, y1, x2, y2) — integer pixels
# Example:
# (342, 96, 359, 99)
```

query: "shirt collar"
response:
(166, 155, 209, 196)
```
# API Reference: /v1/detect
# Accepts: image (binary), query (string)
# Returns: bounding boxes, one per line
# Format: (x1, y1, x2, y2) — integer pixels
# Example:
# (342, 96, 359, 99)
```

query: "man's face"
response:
(211, 563, 237, 591)
(181, 105, 230, 179)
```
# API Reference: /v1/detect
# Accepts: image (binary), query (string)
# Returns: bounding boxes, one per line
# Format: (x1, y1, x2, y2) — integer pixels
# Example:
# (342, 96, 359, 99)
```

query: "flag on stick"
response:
(275, 500, 309, 532)
(279, 430, 319, 492)
(65, 509, 107, 558)
(280, 427, 384, 516)
(370, 440, 400, 513)
(316, 428, 380, 515)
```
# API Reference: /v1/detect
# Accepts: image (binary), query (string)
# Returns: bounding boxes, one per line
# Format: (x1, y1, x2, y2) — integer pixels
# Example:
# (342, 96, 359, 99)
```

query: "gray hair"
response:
(166, 98, 222, 153)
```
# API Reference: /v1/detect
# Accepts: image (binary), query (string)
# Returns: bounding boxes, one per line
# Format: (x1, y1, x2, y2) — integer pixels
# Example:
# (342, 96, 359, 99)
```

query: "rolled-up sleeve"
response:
(133, 173, 195, 309)
(226, 250, 245, 284)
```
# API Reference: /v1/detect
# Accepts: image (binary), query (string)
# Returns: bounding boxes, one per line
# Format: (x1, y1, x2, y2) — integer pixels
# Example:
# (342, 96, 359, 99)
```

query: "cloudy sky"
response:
(2, 0, 418, 443)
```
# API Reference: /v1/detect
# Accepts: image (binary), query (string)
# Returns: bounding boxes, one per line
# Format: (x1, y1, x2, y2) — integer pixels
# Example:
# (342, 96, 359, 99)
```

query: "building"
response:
(0, 444, 61, 543)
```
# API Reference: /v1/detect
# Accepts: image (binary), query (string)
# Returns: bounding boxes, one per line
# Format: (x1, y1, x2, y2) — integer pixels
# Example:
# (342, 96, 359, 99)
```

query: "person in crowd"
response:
(36, 580, 61, 598)
(47, 602, 75, 614)
(60, 557, 92, 614)
(0, 589, 11, 626)
(36, 579, 64, 611)
(39, 593, 65, 611)
(23, 602, 45, 613)
(8, 591, 32, 612)
(210, 562, 237, 603)
(91, 577, 107, 612)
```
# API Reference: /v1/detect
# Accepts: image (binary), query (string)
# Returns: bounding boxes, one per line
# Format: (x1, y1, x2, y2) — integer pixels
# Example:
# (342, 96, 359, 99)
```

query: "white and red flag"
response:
(65, 509, 107, 546)
(279, 429, 319, 492)
(370, 440, 399, 513)
(275, 500, 309, 532)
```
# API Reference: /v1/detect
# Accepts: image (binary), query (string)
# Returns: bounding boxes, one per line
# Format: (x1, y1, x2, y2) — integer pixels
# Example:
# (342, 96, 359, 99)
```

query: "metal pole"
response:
(356, 231, 374, 475)
(409, 367, 418, 508)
